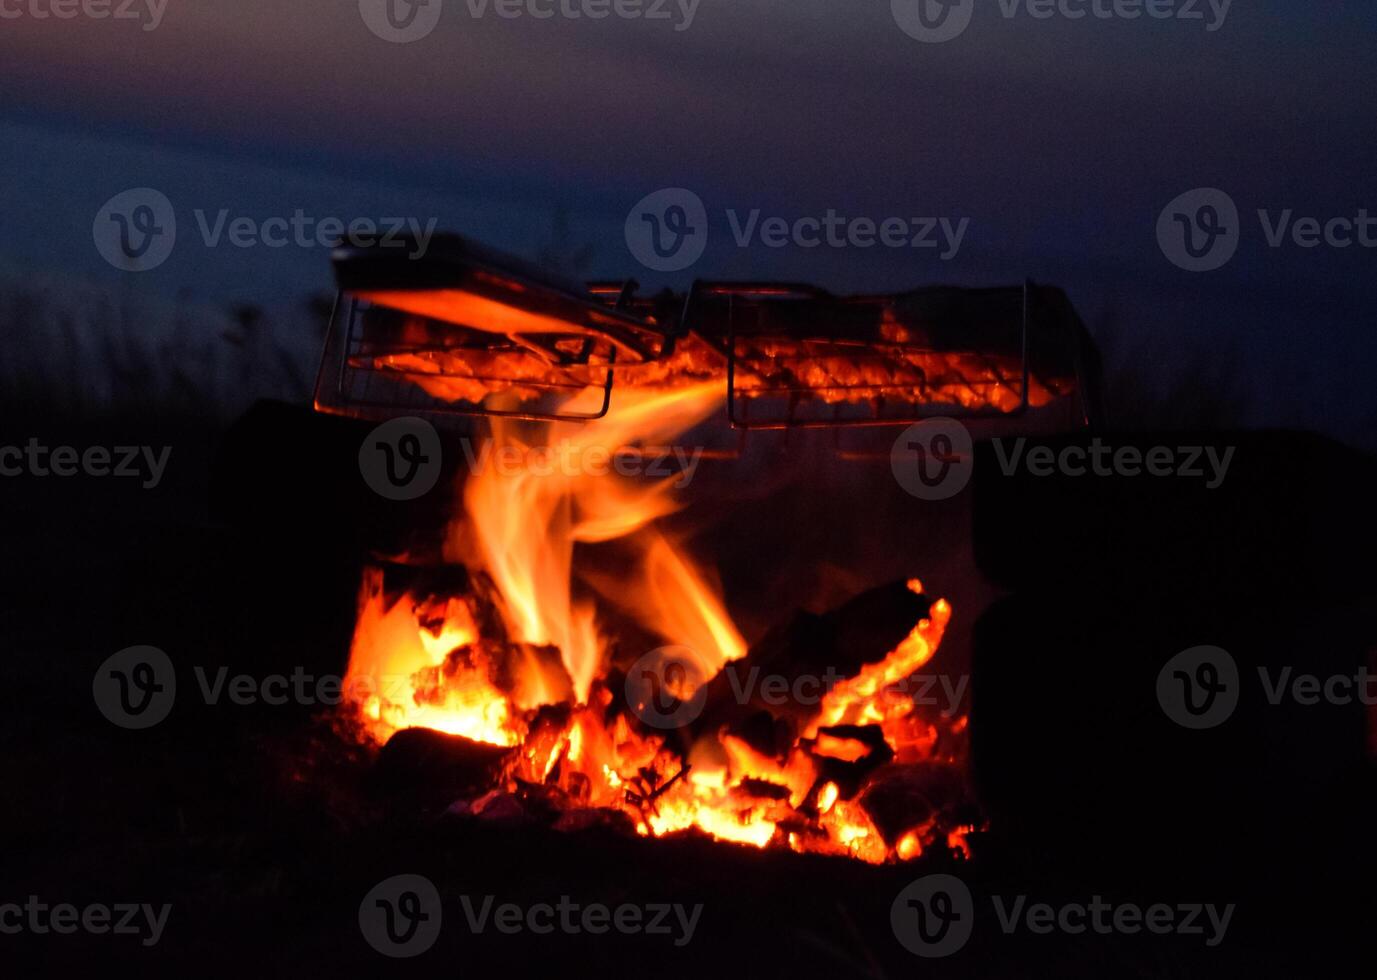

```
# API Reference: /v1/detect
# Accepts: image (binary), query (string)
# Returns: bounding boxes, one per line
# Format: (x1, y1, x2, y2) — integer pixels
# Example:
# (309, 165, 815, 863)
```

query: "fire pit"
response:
(307, 233, 1099, 866)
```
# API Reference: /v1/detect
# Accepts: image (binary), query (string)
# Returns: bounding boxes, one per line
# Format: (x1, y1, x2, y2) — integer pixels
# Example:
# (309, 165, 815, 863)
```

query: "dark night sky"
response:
(1, 0, 1374, 441)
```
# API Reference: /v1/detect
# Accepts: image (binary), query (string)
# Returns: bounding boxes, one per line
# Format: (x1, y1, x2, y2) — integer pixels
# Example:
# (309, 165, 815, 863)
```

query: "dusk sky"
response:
(2, 1, 1375, 440)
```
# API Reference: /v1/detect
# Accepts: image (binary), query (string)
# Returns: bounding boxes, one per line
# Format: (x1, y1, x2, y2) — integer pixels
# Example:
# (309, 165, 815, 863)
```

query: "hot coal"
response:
(368, 579, 975, 863)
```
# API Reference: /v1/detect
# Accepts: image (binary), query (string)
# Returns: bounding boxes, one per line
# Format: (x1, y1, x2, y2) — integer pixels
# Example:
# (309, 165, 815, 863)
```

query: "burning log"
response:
(804, 725, 895, 799)
(750, 580, 935, 680)
(695, 580, 937, 738)
(369, 727, 514, 812)
(856, 762, 973, 850)
(455, 791, 531, 825)
(551, 807, 638, 836)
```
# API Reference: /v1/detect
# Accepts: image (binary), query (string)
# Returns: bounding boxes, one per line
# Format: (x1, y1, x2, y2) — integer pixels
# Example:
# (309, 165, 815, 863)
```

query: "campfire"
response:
(341, 383, 972, 863)
(316, 233, 1096, 866)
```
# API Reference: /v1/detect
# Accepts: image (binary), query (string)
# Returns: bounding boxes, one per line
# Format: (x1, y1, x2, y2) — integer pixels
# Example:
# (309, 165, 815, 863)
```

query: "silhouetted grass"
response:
(0, 279, 329, 427)
(1090, 306, 1252, 432)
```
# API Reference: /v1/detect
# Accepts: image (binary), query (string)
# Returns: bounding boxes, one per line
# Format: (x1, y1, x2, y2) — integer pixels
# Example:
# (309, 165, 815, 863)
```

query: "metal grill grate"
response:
(313, 236, 1093, 430)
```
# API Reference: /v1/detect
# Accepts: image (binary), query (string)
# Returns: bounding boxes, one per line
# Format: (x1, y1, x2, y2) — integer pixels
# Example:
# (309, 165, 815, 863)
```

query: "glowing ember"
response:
(346, 569, 525, 747)
(372, 329, 1066, 416)
(341, 386, 975, 863)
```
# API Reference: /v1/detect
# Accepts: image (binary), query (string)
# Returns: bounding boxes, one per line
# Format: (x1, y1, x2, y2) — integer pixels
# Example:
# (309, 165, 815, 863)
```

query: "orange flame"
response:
(345, 568, 524, 746)
(457, 382, 733, 702)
